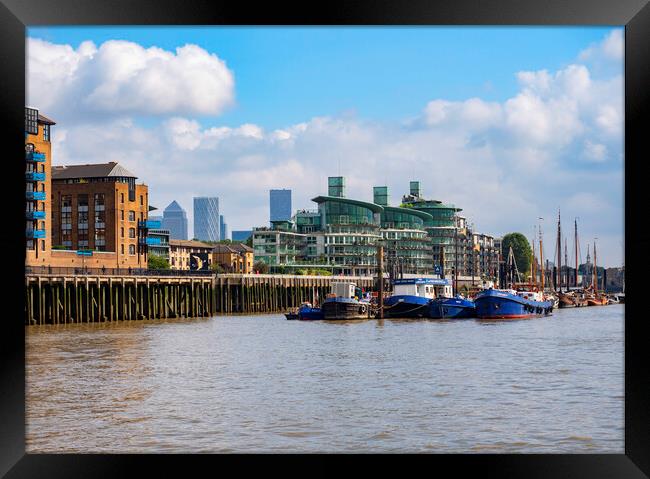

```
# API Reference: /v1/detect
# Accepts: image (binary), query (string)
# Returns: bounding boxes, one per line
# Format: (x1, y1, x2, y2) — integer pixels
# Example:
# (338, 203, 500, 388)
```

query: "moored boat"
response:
(297, 302, 324, 320)
(586, 295, 608, 306)
(383, 278, 451, 318)
(322, 282, 371, 320)
(474, 288, 553, 319)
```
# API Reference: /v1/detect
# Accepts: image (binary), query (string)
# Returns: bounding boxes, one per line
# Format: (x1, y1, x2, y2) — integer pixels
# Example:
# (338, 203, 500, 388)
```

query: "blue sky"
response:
(26, 27, 624, 266)
(29, 26, 617, 128)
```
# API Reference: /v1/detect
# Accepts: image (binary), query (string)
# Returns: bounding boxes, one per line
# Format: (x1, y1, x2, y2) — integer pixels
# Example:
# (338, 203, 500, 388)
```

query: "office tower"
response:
(163, 200, 188, 240)
(270, 189, 292, 223)
(219, 215, 228, 241)
(193, 197, 220, 242)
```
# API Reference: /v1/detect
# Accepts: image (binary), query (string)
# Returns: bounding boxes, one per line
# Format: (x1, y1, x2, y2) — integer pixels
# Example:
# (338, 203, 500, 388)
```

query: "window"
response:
(25, 108, 38, 135)
(121, 210, 124, 221)
(94, 193, 105, 211)
(140, 195, 143, 205)
(43, 124, 50, 142)
(128, 211, 135, 222)
(41, 240, 45, 251)
(120, 193, 124, 203)
(62, 195, 72, 212)
(121, 227, 124, 238)
(121, 244, 124, 254)
(129, 244, 135, 255)
(129, 228, 135, 239)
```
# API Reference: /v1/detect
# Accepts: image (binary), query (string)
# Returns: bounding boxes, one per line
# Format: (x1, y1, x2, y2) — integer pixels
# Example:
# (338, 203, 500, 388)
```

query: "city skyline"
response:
(27, 26, 624, 266)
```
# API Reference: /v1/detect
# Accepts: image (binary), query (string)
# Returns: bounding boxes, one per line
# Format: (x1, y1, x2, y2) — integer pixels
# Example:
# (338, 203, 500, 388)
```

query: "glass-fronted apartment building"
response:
(253, 177, 498, 280)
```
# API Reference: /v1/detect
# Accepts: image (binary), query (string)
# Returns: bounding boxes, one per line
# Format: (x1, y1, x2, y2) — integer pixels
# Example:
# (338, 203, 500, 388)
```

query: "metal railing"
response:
(25, 265, 215, 277)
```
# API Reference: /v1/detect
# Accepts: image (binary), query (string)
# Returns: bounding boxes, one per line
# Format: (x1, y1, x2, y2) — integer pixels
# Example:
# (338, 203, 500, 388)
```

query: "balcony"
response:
(140, 237, 161, 245)
(25, 172, 46, 181)
(26, 211, 46, 220)
(26, 229, 46, 239)
(26, 191, 46, 201)
(26, 152, 46, 162)
(138, 220, 162, 229)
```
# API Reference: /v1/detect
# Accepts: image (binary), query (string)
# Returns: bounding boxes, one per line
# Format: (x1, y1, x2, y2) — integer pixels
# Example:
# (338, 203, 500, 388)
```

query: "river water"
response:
(26, 305, 624, 453)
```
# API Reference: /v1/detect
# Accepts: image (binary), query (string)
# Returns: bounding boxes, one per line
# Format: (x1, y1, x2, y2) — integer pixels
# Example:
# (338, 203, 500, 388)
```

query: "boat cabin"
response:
(391, 278, 453, 299)
(330, 282, 358, 299)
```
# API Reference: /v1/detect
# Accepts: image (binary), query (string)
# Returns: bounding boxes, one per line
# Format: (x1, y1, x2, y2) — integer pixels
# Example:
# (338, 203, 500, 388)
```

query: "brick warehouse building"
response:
(49, 162, 150, 269)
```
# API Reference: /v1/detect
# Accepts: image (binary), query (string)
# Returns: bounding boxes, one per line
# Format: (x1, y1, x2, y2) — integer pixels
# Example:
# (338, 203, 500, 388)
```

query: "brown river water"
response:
(26, 304, 624, 453)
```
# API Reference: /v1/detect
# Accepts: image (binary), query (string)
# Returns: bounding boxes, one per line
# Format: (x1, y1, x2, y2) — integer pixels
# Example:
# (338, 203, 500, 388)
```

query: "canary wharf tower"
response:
(193, 197, 220, 242)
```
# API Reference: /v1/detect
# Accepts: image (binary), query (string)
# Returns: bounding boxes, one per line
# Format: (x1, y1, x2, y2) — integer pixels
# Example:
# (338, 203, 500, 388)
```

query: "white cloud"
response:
(27, 38, 235, 120)
(579, 29, 623, 62)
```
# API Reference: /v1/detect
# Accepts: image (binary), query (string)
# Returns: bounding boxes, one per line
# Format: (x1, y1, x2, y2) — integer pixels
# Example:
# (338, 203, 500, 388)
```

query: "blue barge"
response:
(474, 288, 553, 319)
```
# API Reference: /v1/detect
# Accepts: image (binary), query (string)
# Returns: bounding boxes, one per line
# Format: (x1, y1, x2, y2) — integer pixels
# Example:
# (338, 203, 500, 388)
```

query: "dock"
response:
(25, 270, 374, 325)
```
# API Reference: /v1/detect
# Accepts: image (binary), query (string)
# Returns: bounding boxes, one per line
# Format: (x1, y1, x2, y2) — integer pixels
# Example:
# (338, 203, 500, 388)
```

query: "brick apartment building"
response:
(49, 162, 150, 268)
(25, 107, 54, 266)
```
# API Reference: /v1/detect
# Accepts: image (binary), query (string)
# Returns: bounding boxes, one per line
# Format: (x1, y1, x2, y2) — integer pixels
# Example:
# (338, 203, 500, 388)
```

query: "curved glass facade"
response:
(320, 200, 380, 227)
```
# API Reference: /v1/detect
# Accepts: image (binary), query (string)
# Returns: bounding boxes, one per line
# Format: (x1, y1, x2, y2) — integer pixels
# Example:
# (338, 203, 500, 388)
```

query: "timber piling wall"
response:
(25, 273, 374, 325)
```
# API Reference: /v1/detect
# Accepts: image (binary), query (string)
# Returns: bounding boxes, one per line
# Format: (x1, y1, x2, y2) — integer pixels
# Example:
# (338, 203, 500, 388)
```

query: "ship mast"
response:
(564, 236, 569, 291)
(585, 244, 591, 289)
(539, 218, 545, 292)
(531, 228, 536, 288)
(557, 209, 562, 293)
(593, 240, 598, 293)
(573, 218, 578, 288)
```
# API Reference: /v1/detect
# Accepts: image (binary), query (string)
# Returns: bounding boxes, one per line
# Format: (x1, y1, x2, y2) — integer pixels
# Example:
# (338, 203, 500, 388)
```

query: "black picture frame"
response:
(0, 0, 647, 476)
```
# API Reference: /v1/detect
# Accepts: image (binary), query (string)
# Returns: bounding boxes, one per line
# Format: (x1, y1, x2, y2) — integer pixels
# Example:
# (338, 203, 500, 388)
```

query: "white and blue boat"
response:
(383, 278, 452, 318)
(474, 288, 553, 319)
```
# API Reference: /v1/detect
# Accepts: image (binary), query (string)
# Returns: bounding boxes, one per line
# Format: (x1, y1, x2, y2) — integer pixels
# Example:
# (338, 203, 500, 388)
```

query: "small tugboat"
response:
(322, 282, 371, 320)
(383, 278, 446, 318)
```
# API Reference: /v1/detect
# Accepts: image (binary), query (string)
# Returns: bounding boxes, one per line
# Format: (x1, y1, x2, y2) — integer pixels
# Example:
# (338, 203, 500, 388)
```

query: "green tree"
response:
(253, 260, 269, 274)
(501, 232, 532, 276)
(245, 236, 253, 248)
(210, 262, 226, 274)
(148, 254, 170, 270)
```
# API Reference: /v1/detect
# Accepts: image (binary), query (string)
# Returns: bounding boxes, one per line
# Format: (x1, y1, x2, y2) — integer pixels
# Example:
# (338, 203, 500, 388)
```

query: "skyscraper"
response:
(162, 200, 188, 240)
(219, 214, 228, 241)
(270, 189, 292, 223)
(193, 197, 220, 242)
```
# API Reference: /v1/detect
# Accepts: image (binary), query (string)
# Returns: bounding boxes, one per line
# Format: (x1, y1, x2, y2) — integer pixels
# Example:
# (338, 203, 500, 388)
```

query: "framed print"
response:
(0, 0, 648, 476)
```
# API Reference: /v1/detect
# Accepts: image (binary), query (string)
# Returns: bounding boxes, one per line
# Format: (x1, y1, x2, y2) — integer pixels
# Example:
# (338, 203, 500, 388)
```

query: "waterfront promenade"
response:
(25, 269, 374, 325)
